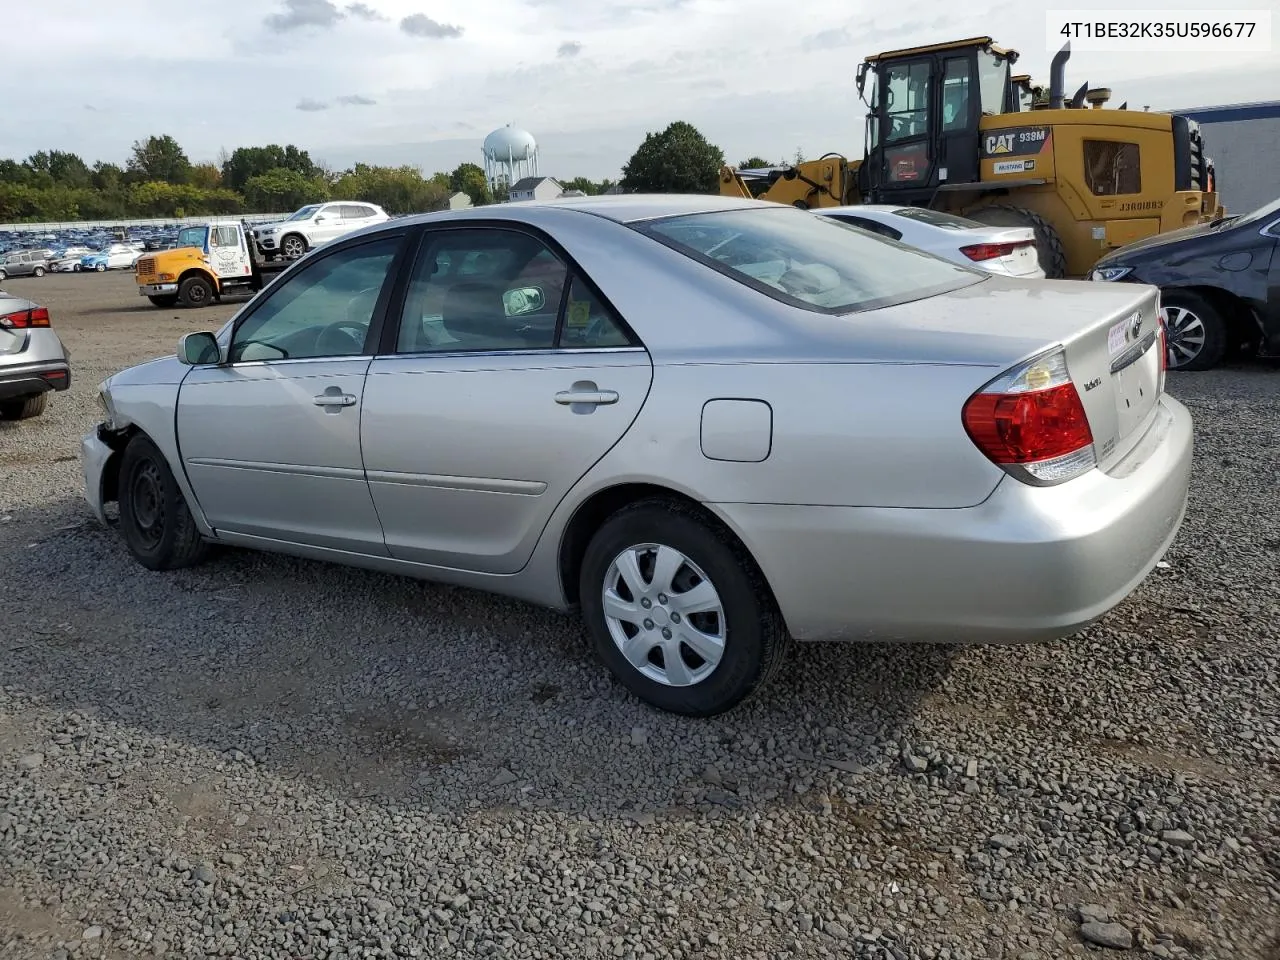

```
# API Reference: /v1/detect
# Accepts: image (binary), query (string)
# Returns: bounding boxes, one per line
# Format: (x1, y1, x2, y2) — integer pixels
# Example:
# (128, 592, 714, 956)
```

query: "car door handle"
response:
(555, 389, 618, 406)
(313, 393, 357, 407)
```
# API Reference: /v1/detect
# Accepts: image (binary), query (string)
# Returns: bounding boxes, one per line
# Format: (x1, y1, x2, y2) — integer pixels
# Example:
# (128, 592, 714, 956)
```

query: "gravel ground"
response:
(2, 271, 1278, 960)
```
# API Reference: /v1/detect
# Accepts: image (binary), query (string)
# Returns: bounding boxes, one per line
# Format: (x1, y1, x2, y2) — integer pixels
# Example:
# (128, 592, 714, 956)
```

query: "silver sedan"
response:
(81, 195, 1193, 716)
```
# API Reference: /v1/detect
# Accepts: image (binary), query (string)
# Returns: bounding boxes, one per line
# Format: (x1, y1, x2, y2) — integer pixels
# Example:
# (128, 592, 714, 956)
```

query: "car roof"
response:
(395, 193, 766, 229)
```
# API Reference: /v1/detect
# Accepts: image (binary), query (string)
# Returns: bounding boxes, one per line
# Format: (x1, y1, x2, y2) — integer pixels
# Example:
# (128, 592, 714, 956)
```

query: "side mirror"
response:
(314, 215, 327, 223)
(503, 285, 546, 317)
(177, 331, 220, 365)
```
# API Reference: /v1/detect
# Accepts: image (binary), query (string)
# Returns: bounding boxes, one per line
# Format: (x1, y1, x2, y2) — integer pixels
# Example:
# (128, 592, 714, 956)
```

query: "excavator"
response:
(719, 37, 1223, 278)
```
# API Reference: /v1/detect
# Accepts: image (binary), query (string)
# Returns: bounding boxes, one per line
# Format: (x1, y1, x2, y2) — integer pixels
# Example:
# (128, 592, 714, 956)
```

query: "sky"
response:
(4, 0, 1278, 181)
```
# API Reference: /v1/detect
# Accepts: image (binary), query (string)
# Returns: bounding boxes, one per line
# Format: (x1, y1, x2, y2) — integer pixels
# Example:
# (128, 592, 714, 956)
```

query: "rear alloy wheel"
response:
(33, 266, 45, 277)
(963, 203, 1068, 278)
(580, 500, 790, 716)
(1161, 290, 1226, 371)
(178, 275, 213, 308)
(281, 234, 307, 259)
(95, 263, 106, 272)
(0, 393, 47, 421)
(117, 434, 211, 571)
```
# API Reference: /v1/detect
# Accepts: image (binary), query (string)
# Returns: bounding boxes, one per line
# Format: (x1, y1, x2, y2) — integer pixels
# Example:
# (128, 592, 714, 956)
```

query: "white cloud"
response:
(0, 0, 1275, 181)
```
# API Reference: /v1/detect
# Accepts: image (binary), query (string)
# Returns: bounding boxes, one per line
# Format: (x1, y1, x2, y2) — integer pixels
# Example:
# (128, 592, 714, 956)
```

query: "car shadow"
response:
(0, 497, 961, 825)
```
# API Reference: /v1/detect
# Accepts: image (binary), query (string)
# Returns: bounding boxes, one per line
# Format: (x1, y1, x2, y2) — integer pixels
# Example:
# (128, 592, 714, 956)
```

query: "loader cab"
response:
(1011, 75, 1035, 112)
(856, 36, 1017, 205)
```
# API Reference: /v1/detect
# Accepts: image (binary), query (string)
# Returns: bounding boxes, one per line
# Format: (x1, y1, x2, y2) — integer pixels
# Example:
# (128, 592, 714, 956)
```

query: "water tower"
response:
(482, 124, 539, 191)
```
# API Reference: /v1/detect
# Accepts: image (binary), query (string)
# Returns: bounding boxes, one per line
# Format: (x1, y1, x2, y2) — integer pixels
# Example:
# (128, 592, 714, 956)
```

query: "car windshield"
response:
(1221, 195, 1280, 229)
(638, 207, 982, 313)
(889, 207, 984, 230)
(176, 227, 206, 248)
(287, 205, 322, 222)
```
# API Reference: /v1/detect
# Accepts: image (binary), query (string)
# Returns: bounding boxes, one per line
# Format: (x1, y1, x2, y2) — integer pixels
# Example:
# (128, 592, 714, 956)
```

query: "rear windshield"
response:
(889, 207, 984, 230)
(637, 207, 981, 313)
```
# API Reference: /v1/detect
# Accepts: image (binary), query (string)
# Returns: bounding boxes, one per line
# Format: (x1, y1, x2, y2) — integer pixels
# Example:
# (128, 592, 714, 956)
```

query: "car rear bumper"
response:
(81, 428, 114, 525)
(713, 394, 1193, 643)
(0, 360, 71, 399)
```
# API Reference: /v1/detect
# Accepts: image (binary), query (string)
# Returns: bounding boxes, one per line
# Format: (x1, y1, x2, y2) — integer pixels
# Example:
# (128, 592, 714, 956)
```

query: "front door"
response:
(360, 225, 653, 574)
(312, 204, 347, 246)
(176, 233, 407, 553)
(937, 54, 980, 187)
(207, 224, 253, 283)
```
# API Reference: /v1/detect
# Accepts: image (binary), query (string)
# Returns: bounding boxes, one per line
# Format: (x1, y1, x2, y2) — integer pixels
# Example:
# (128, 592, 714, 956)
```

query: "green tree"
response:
(449, 162, 492, 206)
(0, 159, 31, 185)
(127, 135, 192, 184)
(91, 162, 124, 192)
(27, 150, 92, 187)
(221, 144, 318, 192)
(243, 168, 329, 211)
(189, 163, 223, 190)
(331, 164, 449, 214)
(620, 121, 725, 194)
(561, 176, 601, 195)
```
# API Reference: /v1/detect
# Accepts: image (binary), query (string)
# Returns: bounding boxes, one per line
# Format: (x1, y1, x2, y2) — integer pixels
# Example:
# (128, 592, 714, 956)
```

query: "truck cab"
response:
(136, 221, 271, 308)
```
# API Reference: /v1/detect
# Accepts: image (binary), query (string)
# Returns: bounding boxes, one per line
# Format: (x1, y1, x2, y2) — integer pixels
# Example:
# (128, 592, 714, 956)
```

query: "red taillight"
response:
(0, 306, 51, 329)
(962, 347, 1096, 485)
(959, 241, 1029, 262)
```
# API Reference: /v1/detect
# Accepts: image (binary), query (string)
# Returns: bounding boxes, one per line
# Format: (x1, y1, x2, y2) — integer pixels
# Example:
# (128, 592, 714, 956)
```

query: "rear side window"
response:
(1084, 140, 1142, 196)
(637, 207, 980, 314)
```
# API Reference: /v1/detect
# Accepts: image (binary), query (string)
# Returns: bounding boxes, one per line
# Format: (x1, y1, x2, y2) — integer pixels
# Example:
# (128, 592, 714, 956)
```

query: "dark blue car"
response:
(1089, 195, 1280, 371)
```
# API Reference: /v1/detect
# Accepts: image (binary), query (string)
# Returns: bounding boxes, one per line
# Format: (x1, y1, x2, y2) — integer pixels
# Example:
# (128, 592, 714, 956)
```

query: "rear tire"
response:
(33, 266, 45, 277)
(178, 275, 213, 308)
(963, 203, 1068, 279)
(1160, 289, 1226, 371)
(148, 295, 179, 308)
(0, 393, 47, 421)
(117, 434, 211, 571)
(579, 499, 791, 716)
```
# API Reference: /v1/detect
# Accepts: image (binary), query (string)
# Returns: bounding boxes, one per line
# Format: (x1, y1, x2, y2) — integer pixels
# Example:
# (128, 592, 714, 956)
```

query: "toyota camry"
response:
(82, 195, 1193, 716)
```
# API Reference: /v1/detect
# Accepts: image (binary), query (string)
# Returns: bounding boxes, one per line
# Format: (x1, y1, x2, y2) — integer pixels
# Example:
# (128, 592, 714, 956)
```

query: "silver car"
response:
(1, 292, 71, 419)
(81, 195, 1193, 716)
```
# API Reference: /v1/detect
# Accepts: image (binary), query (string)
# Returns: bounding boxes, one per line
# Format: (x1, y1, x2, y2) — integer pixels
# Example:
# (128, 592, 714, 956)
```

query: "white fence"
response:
(0, 213, 291, 234)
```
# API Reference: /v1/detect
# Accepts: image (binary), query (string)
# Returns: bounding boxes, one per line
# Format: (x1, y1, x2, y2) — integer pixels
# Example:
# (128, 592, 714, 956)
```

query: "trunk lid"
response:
(829, 277, 1165, 470)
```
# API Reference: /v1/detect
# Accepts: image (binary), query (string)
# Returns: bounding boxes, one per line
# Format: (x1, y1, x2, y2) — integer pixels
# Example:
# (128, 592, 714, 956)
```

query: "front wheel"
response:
(117, 434, 211, 571)
(32, 266, 45, 277)
(178, 275, 213, 308)
(95, 263, 106, 272)
(579, 500, 790, 716)
(281, 234, 307, 259)
(1161, 290, 1226, 371)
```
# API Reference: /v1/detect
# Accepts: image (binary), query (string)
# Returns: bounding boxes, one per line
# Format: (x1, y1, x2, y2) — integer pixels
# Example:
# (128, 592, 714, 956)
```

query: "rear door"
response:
(360, 224, 653, 574)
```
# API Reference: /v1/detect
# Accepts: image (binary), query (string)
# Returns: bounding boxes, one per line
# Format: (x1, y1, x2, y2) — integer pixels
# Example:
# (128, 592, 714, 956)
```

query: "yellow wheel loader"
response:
(719, 37, 1223, 278)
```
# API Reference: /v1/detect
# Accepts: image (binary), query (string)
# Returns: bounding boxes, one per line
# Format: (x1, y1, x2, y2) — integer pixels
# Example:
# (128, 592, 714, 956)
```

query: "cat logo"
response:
(985, 134, 1015, 155)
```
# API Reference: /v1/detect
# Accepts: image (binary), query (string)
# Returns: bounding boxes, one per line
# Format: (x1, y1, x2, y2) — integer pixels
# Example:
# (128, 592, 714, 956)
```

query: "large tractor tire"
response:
(963, 203, 1068, 279)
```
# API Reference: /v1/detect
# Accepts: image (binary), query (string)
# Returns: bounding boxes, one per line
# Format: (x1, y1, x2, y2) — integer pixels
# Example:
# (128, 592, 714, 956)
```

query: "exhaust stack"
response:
(1048, 41, 1071, 109)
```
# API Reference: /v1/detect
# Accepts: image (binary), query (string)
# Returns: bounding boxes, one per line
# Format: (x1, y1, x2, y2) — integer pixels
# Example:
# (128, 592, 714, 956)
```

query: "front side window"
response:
(211, 226, 239, 248)
(287, 204, 322, 222)
(976, 52, 1009, 116)
(230, 236, 400, 362)
(639, 207, 980, 314)
(1084, 141, 1142, 196)
(882, 60, 930, 143)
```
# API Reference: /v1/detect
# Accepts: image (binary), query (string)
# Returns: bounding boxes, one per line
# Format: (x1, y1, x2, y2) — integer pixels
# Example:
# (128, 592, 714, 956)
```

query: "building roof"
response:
(1169, 100, 1280, 123)
(510, 176, 561, 192)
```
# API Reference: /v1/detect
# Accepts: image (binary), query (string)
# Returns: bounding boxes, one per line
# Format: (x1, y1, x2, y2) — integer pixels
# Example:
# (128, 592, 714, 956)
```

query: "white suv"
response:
(251, 202, 390, 260)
